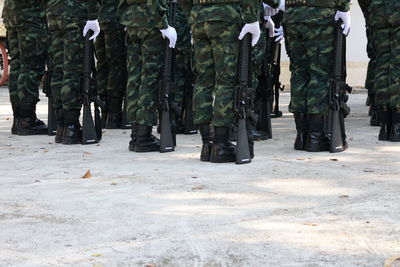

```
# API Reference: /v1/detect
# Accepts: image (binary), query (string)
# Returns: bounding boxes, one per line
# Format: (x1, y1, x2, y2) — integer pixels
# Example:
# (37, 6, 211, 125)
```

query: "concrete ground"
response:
(0, 87, 399, 267)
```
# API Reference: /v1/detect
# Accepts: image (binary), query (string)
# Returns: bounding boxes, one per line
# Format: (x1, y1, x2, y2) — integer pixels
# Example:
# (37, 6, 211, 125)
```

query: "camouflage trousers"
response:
(173, 51, 190, 116)
(47, 17, 84, 111)
(285, 23, 335, 115)
(192, 21, 241, 127)
(6, 21, 47, 104)
(369, 3, 400, 109)
(126, 27, 164, 126)
(95, 22, 126, 99)
(365, 26, 376, 96)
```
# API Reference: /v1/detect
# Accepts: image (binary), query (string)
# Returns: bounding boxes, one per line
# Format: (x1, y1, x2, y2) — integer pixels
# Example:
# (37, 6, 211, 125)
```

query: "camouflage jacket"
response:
(181, 0, 279, 25)
(285, 0, 350, 25)
(98, 0, 120, 23)
(118, 0, 169, 30)
(2, 0, 46, 27)
(46, 0, 99, 21)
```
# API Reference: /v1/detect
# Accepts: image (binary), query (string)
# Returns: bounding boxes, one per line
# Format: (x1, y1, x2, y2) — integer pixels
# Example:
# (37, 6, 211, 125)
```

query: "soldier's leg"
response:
(209, 21, 240, 163)
(48, 20, 65, 143)
(192, 22, 214, 161)
(173, 51, 188, 133)
(125, 28, 141, 151)
(6, 28, 21, 134)
(104, 23, 126, 129)
(366, 27, 379, 125)
(388, 22, 400, 141)
(94, 30, 108, 126)
(60, 22, 85, 144)
(16, 20, 48, 135)
(304, 24, 335, 152)
(370, 5, 391, 141)
(132, 28, 165, 152)
(286, 23, 310, 150)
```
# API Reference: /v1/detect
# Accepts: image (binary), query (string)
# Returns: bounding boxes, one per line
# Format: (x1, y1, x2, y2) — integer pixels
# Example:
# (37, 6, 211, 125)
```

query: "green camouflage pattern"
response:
(119, 1, 168, 30)
(125, 27, 164, 126)
(368, 1, 400, 109)
(46, 0, 99, 21)
(285, 22, 335, 114)
(46, 1, 99, 112)
(95, 22, 126, 99)
(98, 0, 120, 23)
(191, 21, 241, 127)
(2, 0, 47, 105)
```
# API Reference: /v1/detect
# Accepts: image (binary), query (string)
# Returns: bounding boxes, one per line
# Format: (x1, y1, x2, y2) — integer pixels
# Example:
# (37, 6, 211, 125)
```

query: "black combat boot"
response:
(11, 102, 20, 135)
(389, 108, 400, 142)
(62, 110, 82, 145)
(305, 114, 327, 152)
(17, 103, 48, 135)
(369, 95, 380, 126)
(55, 109, 64, 143)
(199, 124, 213, 162)
(128, 123, 138, 151)
(210, 126, 236, 163)
(105, 97, 123, 129)
(134, 124, 160, 152)
(294, 113, 308, 150)
(378, 106, 391, 141)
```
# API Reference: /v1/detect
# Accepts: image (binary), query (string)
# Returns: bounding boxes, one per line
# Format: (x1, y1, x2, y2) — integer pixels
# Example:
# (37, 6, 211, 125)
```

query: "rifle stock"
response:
(82, 31, 102, 145)
(183, 65, 197, 135)
(43, 67, 57, 135)
(235, 34, 252, 165)
(328, 21, 348, 153)
(159, 0, 177, 153)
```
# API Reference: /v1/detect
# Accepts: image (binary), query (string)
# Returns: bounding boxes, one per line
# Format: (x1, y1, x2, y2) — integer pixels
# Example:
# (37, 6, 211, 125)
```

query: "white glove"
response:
(274, 26, 284, 43)
(278, 0, 285, 11)
(160, 25, 177, 48)
(264, 16, 275, 38)
(335, 11, 351, 35)
(238, 22, 261, 47)
(83, 19, 100, 41)
(263, 3, 279, 16)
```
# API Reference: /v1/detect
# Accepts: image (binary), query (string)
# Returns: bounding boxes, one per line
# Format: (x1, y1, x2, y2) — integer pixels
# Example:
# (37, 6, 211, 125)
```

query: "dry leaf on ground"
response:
(82, 170, 92, 179)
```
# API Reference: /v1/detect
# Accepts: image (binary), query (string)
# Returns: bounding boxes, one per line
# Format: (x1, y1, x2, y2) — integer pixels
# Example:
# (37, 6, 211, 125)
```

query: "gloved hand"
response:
(335, 11, 351, 35)
(274, 26, 284, 43)
(83, 19, 100, 41)
(239, 21, 261, 47)
(263, 3, 279, 17)
(160, 25, 177, 48)
(264, 16, 275, 38)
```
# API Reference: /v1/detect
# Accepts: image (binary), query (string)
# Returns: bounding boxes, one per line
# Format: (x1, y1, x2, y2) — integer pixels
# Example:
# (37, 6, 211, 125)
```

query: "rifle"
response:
(271, 11, 284, 118)
(42, 60, 57, 136)
(234, 33, 252, 165)
(182, 59, 197, 135)
(256, 32, 273, 139)
(82, 31, 104, 145)
(158, 0, 177, 153)
(327, 21, 351, 153)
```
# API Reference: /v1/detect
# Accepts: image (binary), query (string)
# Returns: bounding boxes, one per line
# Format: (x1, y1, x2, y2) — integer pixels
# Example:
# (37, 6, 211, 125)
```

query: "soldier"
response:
(359, 0, 380, 126)
(181, 0, 282, 163)
(119, 0, 177, 152)
(366, 0, 400, 142)
(284, 0, 351, 152)
(2, 0, 48, 135)
(95, 0, 127, 129)
(46, 0, 101, 144)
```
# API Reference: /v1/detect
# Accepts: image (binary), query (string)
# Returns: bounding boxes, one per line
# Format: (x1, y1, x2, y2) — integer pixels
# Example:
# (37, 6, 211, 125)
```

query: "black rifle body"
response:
(43, 61, 57, 136)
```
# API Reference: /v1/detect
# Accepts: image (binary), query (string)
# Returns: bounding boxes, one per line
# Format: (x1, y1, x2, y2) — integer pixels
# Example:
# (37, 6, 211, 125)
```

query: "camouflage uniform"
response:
(96, 0, 126, 100)
(171, 3, 192, 121)
(367, 0, 400, 109)
(119, 0, 169, 127)
(46, 0, 99, 113)
(284, 0, 350, 115)
(181, 0, 279, 128)
(2, 0, 47, 105)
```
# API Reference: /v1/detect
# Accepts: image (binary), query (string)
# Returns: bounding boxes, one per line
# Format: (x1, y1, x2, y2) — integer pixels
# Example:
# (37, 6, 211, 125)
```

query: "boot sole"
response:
(17, 129, 48, 136)
(134, 146, 160, 152)
(200, 155, 210, 162)
(389, 136, 400, 142)
(62, 138, 81, 145)
(210, 155, 235, 163)
(305, 144, 326, 152)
